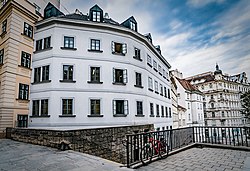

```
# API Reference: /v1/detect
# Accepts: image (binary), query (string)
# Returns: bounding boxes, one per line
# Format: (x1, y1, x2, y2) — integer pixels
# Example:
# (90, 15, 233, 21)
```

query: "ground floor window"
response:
(113, 100, 128, 115)
(17, 115, 28, 128)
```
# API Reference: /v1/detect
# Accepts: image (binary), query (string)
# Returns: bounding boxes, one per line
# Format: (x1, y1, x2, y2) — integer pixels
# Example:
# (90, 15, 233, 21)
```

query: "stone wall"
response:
(6, 124, 153, 164)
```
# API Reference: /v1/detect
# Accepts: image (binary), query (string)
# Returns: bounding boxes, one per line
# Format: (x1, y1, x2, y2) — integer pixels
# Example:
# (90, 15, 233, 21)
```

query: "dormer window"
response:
(93, 11, 101, 22)
(130, 21, 136, 31)
(89, 5, 103, 22)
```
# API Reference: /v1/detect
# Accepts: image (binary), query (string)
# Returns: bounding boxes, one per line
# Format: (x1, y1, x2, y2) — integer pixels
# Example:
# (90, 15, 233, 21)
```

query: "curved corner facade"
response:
(29, 17, 173, 130)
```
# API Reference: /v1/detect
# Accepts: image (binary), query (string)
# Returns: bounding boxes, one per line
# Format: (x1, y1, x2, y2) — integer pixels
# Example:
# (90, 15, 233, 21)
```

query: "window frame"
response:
(136, 101, 143, 116)
(0, 48, 4, 64)
(148, 77, 153, 91)
(113, 99, 129, 116)
(90, 39, 101, 51)
(133, 47, 142, 61)
(36, 39, 43, 51)
(89, 66, 101, 83)
(89, 99, 102, 116)
(63, 36, 74, 49)
(135, 72, 143, 88)
(2, 19, 7, 33)
(23, 22, 33, 38)
(92, 11, 101, 22)
(21, 51, 31, 69)
(150, 103, 154, 117)
(18, 83, 29, 100)
(61, 65, 75, 82)
(111, 41, 127, 55)
(113, 68, 127, 85)
(147, 55, 152, 67)
(61, 98, 74, 116)
(44, 36, 51, 49)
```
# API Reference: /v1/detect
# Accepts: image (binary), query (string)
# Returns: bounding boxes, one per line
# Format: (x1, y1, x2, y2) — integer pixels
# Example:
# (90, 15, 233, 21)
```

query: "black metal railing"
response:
(126, 127, 194, 167)
(193, 126, 250, 146)
(126, 126, 250, 168)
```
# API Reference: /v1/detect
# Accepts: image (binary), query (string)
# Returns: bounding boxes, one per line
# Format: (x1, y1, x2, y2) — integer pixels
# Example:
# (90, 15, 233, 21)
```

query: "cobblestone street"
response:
(138, 147, 250, 171)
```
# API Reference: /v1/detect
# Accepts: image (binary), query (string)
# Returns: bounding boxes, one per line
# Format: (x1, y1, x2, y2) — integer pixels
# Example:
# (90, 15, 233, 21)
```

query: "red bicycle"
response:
(140, 134, 169, 164)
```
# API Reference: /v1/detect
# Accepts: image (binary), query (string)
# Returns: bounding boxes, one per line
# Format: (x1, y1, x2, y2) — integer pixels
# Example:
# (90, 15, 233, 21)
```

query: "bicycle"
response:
(140, 133, 169, 165)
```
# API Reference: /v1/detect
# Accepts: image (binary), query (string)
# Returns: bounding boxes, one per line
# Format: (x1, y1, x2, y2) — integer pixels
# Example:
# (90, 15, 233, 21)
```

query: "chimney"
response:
(104, 12, 109, 19)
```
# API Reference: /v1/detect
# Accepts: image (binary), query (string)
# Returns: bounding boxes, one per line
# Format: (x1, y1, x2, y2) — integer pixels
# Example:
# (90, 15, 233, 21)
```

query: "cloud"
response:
(187, 0, 225, 8)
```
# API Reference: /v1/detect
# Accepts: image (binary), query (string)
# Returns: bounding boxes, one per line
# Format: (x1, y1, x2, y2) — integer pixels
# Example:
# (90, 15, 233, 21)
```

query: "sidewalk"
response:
(0, 139, 132, 171)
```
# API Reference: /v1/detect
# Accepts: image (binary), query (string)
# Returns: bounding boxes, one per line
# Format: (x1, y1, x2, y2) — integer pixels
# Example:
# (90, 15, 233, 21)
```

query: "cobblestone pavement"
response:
(137, 147, 250, 171)
(0, 139, 132, 171)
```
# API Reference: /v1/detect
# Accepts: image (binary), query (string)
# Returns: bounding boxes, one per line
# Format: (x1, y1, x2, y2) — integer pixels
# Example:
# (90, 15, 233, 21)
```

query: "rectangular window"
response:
(23, 22, 33, 38)
(163, 69, 166, 78)
(44, 36, 51, 49)
(42, 65, 50, 81)
(164, 87, 167, 97)
(169, 107, 171, 118)
(64, 36, 74, 48)
(34, 67, 41, 83)
(156, 104, 160, 117)
(134, 48, 141, 60)
(160, 84, 163, 95)
(90, 99, 101, 115)
(147, 55, 152, 66)
(90, 39, 100, 51)
(41, 99, 48, 116)
(92, 11, 101, 22)
(0, 49, 4, 64)
(150, 103, 154, 116)
(165, 106, 168, 117)
(113, 100, 128, 115)
(153, 60, 157, 71)
(32, 100, 39, 116)
(18, 83, 29, 100)
(148, 77, 153, 90)
(130, 21, 136, 31)
(111, 42, 127, 55)
(135, 72, 142, 87)
(62, 99, 73, 115)
(168, 89, 171, 99)
(113, 68, 127, 84)
(21, 51, 31, 68)
(136, 101, 143, 115)
(36, 39, 43, 51)
(63, 65, 73, 81)
(154, 81, 158, 93)
(161, 105, 164, 117)
(158, 65, 162, 75)
(90, 67, 100, 82)
(2, 19, 7, 33)
(17, 115, 28, 128)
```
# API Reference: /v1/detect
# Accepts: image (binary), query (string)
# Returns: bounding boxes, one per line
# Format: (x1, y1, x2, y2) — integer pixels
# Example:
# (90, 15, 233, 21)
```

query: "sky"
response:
(60, 0, 250, 78)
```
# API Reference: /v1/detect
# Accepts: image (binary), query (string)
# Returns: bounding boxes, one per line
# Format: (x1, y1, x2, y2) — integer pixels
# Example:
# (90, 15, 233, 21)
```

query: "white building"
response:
(186, 64, 250, 126)
(29, 4, 173, 130)
(171, 70, 204, 127)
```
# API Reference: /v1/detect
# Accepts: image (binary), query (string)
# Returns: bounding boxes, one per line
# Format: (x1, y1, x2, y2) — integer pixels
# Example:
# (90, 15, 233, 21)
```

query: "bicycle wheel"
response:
(140, 145, 153, 165)
(158, 141, 169, 158)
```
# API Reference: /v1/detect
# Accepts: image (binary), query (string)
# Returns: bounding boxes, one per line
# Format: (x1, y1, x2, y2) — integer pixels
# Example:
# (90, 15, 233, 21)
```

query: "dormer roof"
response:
(121, 16, 137, 32)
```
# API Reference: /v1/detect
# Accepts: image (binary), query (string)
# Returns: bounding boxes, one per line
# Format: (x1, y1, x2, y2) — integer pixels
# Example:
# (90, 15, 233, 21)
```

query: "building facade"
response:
(171, 69, 204, 127)
(29, 4, 173, 130)
(170, 73, 178, 128)
(186, 64, 250, 126)
(0, 0, 60, 138)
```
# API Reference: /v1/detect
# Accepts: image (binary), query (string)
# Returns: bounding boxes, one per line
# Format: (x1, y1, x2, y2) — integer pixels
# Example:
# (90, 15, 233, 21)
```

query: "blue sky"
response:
(60, 0, 250, 78)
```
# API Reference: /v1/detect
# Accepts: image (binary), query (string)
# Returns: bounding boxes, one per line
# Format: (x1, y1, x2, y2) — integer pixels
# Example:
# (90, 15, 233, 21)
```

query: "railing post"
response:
(126, 134, 130, 168)
(192, 127, 195, 143)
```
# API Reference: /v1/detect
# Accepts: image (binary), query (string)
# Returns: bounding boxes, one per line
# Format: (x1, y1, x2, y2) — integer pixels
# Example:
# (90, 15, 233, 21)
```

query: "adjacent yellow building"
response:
(0, 0, 59, 138)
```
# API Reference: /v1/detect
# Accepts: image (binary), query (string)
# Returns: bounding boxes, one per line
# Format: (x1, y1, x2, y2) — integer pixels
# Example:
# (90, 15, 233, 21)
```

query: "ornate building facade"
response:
(186, 64, 250, 126)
